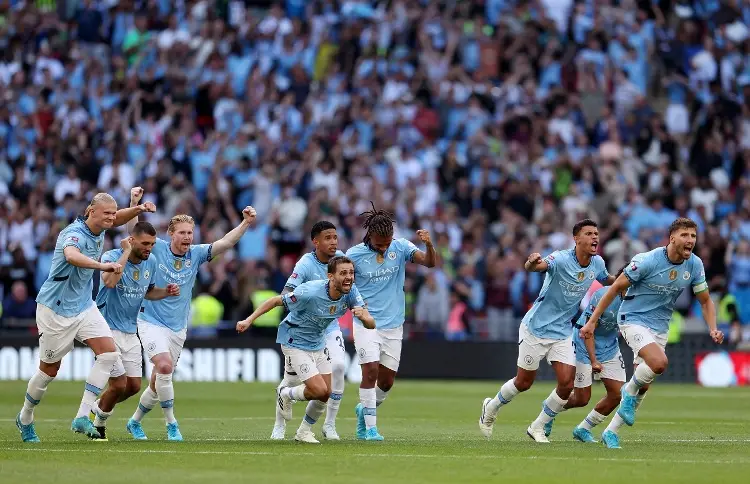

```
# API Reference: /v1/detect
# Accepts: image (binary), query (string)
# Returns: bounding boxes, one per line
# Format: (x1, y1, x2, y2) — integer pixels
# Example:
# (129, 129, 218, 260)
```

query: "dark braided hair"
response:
(360, 202, 395, 245)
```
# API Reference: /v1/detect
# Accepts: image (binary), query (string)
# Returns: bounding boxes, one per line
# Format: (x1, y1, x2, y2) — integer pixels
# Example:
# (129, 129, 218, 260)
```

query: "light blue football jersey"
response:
(95, 249, 158, 334)
(522, 249, 610, 340)
(619, 247, 707, 334)
(278, 280, 365, 351)
(36, 217, 106, 317)
(573, 287, 623, 364)
(140, 238, 213, 332)
(345, 238, 419, 330)
(284, 250, 346, 334)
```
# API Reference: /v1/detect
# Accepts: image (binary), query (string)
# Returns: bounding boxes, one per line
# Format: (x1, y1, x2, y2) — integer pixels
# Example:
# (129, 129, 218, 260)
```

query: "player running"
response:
(580, 217, 724, 449)
(89, 221, 180, 440)
(479, 219, 615, 443)
(543, 270, 627, 443)
(126, 201, 257, 442)
(271, 221, 346, 441)
(237, 256, 374, 444)
(16, 191, 155, 442)
(346, 203, 437, 441)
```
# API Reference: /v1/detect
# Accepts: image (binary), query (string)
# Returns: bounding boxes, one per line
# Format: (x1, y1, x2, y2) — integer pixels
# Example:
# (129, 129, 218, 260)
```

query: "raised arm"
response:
(524, 252, 549, 272)
(211, 206, 257, 258)
(114, 187, 156, 229)
(412, 229, 438, 268)
(236, 295, 283, 332)
(101, 241, 132, 288)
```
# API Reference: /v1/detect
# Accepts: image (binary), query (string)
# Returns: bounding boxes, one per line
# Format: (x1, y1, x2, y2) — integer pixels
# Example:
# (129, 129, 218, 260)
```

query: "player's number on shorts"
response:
(336, 335, 345, 352)
(324, 347, 331, 362)
(618, 354, 625, 369)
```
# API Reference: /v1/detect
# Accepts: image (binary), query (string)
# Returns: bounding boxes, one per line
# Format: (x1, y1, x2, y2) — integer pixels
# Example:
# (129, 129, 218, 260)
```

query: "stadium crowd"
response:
(1, 0, 750, 345)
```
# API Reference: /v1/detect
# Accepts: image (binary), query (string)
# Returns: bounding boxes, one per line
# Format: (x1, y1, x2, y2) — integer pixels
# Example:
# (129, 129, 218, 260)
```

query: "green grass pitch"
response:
(0, 380, 748, 483)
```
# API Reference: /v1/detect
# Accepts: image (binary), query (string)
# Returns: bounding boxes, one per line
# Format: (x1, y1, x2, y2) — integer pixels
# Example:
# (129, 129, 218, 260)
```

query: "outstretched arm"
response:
(581, 275, 631, 338)
(211, 206, 257, 258)
(64, 247, 121, 273)
(236, 295, 283, 332)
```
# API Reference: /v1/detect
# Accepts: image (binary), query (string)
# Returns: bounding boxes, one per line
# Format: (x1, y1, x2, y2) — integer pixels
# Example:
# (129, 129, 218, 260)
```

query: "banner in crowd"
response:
(695, 351, 750, 387)
(0, 336, 714, 383)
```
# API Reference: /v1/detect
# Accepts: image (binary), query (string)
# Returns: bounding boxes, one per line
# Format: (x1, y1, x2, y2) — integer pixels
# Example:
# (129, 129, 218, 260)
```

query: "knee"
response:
(309, 383, 330, 402)
(558, 381, 574, 398)
(39, 362, 60, 379)
(514, 377, 533, 392)
(377, 374, 395, 392)
(650, 357, 668, 375)
(154, 360, 174, 376)
(97, 351, 121, 365)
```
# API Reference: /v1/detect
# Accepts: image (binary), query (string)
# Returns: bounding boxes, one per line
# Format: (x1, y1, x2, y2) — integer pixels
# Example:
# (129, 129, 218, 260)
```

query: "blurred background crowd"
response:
(2, 0, 750, 346)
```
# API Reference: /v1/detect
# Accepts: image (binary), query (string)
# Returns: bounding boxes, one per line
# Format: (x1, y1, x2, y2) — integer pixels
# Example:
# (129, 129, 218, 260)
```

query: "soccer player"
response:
(126, 206, 257, 441)
(580, 218, 724, 449)
(271, 221, 346, 441)
(345, 204, 437, 441)
(16, 191, 155, 442)
(89, 221, 180, 440)
(543, 268, 628, 443)
(237, 256, 374, 443)
(479, 219, 615, 443)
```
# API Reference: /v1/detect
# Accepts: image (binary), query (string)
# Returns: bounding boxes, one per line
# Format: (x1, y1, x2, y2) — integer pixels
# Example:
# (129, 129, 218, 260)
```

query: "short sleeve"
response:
(281, 284, 310, 311)
(285, 262, 308, 290)
(191, 243, 213, 265)
(62, 230, 85, 250)
(623, 253, 650, 284)
(400, 238, 419, 263)
(595, 259, 610, 284)
(692, 258, 708, 294)
(347, 284, 365, 309)
(542, 250, 563, 275)
(100, 250, 119, 264)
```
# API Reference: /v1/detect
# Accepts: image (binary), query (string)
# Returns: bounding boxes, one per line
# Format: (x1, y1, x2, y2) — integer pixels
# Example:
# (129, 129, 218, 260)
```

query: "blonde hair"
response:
(84, 193, 117, 217)
(168, 214, 195, 234)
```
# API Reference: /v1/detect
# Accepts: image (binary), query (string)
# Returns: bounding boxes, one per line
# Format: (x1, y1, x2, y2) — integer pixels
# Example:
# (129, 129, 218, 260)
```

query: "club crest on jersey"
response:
(577, 272, 585, 282)
(132, 270, 140, 281)
(174, 259, 183, 270)
(144, 270, 150, 279)
(588, 271, 594, 280)
(683, 271, 690, 280)
(376, 254, 385, 264)
(329, 305, 337, 314)
(388, 251, 396, 260)
(669, 270, 677, 281)
(186, 260, 192, 268)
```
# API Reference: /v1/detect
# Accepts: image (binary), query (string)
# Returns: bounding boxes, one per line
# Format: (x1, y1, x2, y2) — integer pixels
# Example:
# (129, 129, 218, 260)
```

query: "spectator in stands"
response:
(1, 281, 35, 325)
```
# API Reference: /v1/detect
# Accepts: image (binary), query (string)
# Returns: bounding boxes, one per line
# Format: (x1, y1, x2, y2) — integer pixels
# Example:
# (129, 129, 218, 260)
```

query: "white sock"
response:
(579, 410, 606, 431)
(20, 370, 54, 425)
(132, 387, 158, 422)
(605, 412, 627, 435)
(325, 392, 342, 427)
(359, 387, 377, 429)
(155, 373, 176, 424)
(77, 352, 118, 418)
(532, 389, 568, 428)
(287, 384, 308, 402)
(487, 379, 520, 414)
(275, 373, 302, 427)
(300, 400, 327, 431)
(635, 392, 647, 411)
(624, 364, 657, 396)
(92, 400, 112, 427)
(375, 386, 388, 407)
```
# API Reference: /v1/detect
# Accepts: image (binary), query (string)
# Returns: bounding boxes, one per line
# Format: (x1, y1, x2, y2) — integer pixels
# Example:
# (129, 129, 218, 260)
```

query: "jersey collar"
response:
(325, 281, 344, 301)
(571, 249, 591, 268)
(76, 216, 100, 238)
(662, 247, 684, 265)
(311, 250, 326, 266)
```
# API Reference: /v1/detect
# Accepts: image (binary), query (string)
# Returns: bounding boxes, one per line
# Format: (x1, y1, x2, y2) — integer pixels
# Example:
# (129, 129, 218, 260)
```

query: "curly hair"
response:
(360, 202, 394, 245)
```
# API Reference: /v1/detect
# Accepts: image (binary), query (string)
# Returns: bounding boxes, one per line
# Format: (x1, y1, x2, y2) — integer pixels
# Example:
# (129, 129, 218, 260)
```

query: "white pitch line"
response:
(1, 447, 749, 465)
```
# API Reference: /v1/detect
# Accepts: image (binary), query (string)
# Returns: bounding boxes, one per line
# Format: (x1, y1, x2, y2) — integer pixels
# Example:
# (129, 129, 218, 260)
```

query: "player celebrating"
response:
(479, 219, 615, 443)
(16, 191, 155, 442)
(543, 268, 627, 443)
(346, 204, 437, 441)
(237, 256, 374, 443)
(271, 221, 346, 441)
(89, 221, 180, 440)
(126, 205, 257, 442)
(580, 218, 724, 449)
